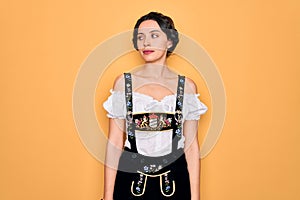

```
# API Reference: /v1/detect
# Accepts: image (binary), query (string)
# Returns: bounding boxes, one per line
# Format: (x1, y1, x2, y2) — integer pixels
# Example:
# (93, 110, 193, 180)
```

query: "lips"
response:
(142, 50, 154, 55)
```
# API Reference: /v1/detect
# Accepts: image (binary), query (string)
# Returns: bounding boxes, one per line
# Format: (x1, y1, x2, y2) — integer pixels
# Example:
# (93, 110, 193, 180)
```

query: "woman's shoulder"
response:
(184, 76, 197, 94)
(112, 73, 126, 91)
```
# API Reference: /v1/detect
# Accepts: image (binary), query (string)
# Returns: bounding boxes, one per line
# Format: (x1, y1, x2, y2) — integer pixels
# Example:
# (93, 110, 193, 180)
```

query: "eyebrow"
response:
(137, 29, 161, 35)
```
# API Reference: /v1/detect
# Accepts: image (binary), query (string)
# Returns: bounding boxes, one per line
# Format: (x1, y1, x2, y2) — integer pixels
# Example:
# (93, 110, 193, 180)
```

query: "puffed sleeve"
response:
(103, 89, 126, 119)
(183, 94, 208, 120)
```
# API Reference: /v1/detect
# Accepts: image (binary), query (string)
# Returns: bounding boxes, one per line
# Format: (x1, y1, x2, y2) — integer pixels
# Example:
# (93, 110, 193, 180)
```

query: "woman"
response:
(103, 12, 207, 200)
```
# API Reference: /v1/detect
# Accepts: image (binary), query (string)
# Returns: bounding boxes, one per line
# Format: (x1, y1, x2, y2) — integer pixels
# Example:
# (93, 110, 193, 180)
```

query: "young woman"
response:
(103, 12, 207, 200)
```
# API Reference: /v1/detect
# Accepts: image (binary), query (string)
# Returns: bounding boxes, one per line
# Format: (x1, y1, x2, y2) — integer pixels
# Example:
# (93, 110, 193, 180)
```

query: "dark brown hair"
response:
(132, 12, 179, 57)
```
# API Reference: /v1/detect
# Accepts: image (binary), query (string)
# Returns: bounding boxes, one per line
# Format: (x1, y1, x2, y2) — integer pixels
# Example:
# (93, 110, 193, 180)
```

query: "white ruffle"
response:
(103, 90, 207, 120)
(102, 90, 126, 119)
(102, 90, 208, 156)
(184, 94, 208, 120)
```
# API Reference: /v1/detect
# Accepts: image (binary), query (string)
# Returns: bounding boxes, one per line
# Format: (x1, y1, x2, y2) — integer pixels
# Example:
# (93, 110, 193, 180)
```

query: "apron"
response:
(113, 73, 191, 200)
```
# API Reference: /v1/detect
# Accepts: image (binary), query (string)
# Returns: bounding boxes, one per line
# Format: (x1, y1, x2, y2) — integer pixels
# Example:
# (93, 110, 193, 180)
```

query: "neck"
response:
(142, 62, 169, 78)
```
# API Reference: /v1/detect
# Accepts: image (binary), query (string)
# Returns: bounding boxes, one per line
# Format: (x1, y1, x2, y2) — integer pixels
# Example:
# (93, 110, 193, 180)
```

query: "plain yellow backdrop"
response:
(1, 0, 300, 200)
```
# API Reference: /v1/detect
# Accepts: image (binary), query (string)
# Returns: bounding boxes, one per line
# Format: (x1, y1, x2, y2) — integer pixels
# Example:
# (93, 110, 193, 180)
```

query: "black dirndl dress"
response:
(113, 73, 191, 200)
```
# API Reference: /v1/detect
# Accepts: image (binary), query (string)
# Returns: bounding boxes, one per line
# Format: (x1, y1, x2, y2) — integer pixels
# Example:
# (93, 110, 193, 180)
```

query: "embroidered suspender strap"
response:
(172, 75, 185, 153)
(124, 73, 138, 153)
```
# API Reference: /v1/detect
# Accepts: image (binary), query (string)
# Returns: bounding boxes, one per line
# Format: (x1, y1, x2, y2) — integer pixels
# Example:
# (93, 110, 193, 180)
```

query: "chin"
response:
(143, 57, 157, 62)
(141, 53, 166, 63)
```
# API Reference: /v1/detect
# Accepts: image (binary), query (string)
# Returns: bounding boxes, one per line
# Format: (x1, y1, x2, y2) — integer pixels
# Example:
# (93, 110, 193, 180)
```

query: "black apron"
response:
(113, 73, 191, 200)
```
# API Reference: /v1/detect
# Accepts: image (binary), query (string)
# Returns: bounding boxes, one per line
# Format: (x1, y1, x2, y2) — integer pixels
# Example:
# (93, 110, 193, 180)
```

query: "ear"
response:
(167, 40, 173, 49)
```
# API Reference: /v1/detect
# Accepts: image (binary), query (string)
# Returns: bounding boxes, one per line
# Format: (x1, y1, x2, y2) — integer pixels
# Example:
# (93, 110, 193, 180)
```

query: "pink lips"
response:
(143, 50, 154, 55)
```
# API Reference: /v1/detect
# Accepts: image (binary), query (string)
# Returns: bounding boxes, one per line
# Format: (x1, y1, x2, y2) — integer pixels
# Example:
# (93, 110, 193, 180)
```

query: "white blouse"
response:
(103, 89, 208, 156)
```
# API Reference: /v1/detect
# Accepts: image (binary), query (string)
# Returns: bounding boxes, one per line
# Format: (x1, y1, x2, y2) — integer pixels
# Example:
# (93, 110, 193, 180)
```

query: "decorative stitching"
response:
(124, 74, 184, 198)
(160, 172, 176, 197)
(131, 174, 148, 196)
(130, 170, 176, 197)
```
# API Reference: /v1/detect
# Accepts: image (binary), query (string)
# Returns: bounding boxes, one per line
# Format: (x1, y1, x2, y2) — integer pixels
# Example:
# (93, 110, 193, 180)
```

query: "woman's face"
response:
(136, 20, 173, 64)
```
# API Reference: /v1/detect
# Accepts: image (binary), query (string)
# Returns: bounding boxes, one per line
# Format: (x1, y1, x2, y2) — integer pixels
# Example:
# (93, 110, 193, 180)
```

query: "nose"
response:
(143, 36, 150, 47)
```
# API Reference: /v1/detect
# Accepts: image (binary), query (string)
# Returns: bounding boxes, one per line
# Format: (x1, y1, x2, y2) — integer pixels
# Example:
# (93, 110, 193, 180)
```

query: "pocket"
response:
(130, 173, 148, 196)
(159, 170, 176, 197)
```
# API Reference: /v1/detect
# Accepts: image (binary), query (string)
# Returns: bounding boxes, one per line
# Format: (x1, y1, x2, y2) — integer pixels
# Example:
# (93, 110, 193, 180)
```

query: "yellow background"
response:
(1, 0, 299, 199)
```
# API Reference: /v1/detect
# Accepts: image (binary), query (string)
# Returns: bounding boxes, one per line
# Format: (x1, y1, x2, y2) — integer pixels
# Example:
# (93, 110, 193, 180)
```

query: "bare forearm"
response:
(104, 164, 116, 199)
(104, 166, 116, 199)
(103, 136, 124, 199)
(183, 119, 201, 200)
(103, 119, 124, 200)
(186, 140, 200, 200)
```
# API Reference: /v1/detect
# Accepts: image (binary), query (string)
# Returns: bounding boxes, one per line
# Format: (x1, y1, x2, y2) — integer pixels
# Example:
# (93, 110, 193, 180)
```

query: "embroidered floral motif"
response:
(125, 74, 184, 198)
(174, 110, 183, 137)
(125, 74, 135, 139)
(134, 113, 173, 131)
(131, 170, 175, 197)
(136, 174, 144, 194)
(164, 173, 170, 192)
(142, 164, 163, 173)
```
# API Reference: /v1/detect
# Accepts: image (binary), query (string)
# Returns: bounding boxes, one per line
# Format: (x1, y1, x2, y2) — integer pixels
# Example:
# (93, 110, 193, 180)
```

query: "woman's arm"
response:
(184, 120, 201, 200)
(103, 118, 125, 200)
(183, 77, 201, 200)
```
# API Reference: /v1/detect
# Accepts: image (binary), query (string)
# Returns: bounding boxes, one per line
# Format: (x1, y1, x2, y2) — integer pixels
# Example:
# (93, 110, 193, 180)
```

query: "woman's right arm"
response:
(103, 118, 125, 200)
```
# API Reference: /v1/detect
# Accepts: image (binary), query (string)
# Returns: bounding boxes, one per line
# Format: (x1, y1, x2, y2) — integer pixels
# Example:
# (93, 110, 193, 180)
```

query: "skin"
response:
(104, 20, 201, 200)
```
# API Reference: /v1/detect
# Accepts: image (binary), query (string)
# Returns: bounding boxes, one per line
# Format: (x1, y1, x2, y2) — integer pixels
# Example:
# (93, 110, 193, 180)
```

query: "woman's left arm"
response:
(183, 77, 205, 200)
(184, 120, 201, 200)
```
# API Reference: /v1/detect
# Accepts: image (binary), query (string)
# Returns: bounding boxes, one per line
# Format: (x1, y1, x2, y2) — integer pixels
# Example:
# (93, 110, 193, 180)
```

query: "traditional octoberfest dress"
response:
(103, 73, 207, 199)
